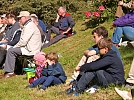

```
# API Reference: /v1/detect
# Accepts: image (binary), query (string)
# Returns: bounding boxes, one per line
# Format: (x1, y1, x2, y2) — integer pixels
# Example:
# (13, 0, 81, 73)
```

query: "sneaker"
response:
(45, 40, 49, 44)
(118, 41, 128, 47)
(127, 41, 134, 48)
(37, 86, 46, 91)
(85, 85, 99, 94)
(73, 91, 80, 96)
(114, 87, 132, 100)
(25, 85, 35, 89)
(125, 82, 134, 89)
(65, 86, 76, 95)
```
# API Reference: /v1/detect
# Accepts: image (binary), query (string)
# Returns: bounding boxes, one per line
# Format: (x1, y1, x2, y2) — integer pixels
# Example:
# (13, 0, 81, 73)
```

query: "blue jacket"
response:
(54, 13, 75, 31)
(42, 62, 67, 83)
(114, 12, 134, 28)
(7, 29, 21, 46)
(38, 20, 46, 34)
(80, 50, 125, 85)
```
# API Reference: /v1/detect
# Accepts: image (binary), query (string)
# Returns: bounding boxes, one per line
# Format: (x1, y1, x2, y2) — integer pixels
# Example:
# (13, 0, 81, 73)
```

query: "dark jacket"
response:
(80, 50, 125, 85)
(38, 20, 46, 34)
(7, 28, 21, 46)
(114, 12, 134, 28)
(54, 13, 75, 31)
(42, 62, 67, 83)
(4, 22, 20, 41)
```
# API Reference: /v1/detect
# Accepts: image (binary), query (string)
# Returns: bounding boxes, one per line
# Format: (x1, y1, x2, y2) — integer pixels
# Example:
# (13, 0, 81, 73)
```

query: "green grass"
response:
(0, 18, 134, 100)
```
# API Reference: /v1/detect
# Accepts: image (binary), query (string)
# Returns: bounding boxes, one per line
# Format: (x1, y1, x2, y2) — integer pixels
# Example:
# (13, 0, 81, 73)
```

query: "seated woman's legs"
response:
(122, 26, 134, 41)
(112, 26, 123, 44)
(112, 26, 134, 44)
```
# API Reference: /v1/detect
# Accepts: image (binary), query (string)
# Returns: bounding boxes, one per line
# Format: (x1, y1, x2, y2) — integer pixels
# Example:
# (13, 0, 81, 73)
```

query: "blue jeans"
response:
(112, 26, 134, 44)
(31, 76, 62, 89)
(74, 70, 109, 93)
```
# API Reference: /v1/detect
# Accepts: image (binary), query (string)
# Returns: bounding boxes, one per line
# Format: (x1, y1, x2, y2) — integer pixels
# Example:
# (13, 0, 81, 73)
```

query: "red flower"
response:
(98, 6, 105, 11)
(93, 12, 100, 17)
(84, 12, 91, 18)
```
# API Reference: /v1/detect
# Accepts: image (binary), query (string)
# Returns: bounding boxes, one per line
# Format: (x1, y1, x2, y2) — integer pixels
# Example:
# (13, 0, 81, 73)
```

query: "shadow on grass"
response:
(82, 17, 108, 30)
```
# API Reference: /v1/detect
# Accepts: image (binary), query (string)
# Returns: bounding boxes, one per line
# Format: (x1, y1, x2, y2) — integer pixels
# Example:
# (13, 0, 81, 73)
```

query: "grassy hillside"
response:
(0, 19, 134, 100)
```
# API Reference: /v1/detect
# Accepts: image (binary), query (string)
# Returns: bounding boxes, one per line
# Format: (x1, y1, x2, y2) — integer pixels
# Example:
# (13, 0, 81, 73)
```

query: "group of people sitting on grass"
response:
(1, 1, 134, 99)
(0, 6, 75, 74)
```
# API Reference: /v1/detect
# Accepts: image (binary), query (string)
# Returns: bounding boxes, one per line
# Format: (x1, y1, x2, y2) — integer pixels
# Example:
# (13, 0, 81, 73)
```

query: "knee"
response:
(47, 76, 54, 80)
(7, 47, 14, 54)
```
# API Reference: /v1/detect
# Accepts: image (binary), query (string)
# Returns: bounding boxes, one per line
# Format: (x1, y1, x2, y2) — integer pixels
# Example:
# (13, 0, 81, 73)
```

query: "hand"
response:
(118, 1, 123, 6)
(110, 22, 116, 29)
(75, 66, 80, 71)
(3, 45, 7, 49)
(62, 31, 68, 34)
(57, 13, 60, 19)
(84, 50, 90, 57)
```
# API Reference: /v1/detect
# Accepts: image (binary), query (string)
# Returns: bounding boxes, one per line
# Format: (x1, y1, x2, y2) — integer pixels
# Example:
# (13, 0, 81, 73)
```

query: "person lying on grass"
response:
(66, 38, 125, 96)
(25, 52, 67, 91)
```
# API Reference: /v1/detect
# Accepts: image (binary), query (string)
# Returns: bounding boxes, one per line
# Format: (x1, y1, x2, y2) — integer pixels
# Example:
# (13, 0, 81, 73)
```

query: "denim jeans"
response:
(31, 76, 62, 89)
(112, 26, 134, 44)
(74, 70, 109, 93)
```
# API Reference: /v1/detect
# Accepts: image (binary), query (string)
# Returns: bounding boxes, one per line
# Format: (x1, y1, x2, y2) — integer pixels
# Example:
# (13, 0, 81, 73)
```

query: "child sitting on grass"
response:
(66, 38, 125, 96)
(25, 52, 67, 90)
(29, 51, 47, 84)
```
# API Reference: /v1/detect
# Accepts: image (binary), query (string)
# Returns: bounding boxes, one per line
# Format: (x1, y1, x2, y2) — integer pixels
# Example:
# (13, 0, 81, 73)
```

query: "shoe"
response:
(65, 87, 76, 95)
(127, 41, 134, 48)
(85, 85, 99, 94)
(73, 91, 80, 96)
(3, 73, 16, 78)
(25, 85, 35, 89)
(37, 87, 46, 91)
(125, 82, 134, 89)
(118, 41, 128, 47)
(45, 40, 49, 44)
(115, 87, 132, 100)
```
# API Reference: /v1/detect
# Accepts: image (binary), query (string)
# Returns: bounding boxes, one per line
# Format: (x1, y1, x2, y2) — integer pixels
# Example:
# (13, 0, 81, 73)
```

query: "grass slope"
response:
(0, 19, 134, 100)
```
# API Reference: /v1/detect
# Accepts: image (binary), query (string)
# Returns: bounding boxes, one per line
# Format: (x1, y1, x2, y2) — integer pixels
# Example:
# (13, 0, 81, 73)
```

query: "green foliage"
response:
(0, 0, 95, 25)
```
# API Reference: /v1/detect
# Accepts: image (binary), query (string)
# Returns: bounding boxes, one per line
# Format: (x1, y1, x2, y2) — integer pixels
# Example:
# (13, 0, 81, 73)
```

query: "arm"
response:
(42, 67, 48, 76)
(62, 16, 75, 34)
(84, 50, 97, 57)
(114, 13, 134, 26)
(54, 14, 60, 28)
(80, 55, 113, 72)
(7, 30, 21, 46)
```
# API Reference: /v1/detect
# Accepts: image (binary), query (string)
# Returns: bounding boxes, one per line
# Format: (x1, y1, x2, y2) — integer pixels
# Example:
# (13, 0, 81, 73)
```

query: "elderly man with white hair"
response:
(42, 6, 75, 48)
(1, 11, 42, 78)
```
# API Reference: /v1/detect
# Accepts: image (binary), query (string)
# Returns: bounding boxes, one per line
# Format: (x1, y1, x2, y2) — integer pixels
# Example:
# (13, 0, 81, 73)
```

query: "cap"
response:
(30, 14, 38, 18)
(34, 52, 46, 64)
(17, 11, 30, 18)
(1, 14, 6, 18)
